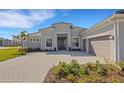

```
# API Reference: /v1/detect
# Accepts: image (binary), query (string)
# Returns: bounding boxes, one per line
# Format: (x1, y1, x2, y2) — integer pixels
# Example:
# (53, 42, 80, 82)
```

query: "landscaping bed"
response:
(44, 60, 124, 83)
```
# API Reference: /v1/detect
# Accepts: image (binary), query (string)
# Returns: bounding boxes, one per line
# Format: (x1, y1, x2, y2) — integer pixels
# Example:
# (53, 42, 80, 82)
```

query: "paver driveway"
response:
(0, 51, 104, 82)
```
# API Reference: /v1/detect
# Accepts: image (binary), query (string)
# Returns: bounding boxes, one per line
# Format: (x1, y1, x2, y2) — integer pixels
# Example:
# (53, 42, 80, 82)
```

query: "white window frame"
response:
(72, 37, 80, 48)
(45, 37, 53, 48)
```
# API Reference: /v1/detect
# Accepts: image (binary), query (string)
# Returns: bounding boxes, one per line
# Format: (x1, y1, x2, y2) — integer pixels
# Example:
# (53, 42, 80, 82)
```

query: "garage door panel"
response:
(89, 36, 110, 59)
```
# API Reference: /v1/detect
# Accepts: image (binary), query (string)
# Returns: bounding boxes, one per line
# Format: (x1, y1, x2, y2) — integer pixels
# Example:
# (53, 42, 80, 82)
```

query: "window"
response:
(37, 39, 39, 41)
(46, 38, 52, 47)
(72, 38, 79, 47)
(70, 25, 73, 29)
(33, 39, 35, 41)
(30, 39, 32, 42)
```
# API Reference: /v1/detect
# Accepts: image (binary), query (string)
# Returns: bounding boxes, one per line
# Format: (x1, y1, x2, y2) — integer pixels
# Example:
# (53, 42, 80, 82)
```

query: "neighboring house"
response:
(3, 39, 13, 46)
(0, 38, 4, 46)
(27, 10, 124, 62)
(0, 38, 13, 46)
(12, 37, 21, 46)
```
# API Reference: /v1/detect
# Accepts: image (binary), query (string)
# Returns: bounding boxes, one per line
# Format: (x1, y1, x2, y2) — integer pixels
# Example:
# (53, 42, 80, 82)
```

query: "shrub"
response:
(118, 61, 124, 71)
(67, 60, 81, 76)
(27, 48, 33, 52)
(45, 60, 124, 83)
(109, 76, 120, 83)
(66, 74, 77, 82)
(52, 61, 69, 77)
(96, 61, 108, 76)
(37, 48, 41, 51)
(52, 60, 89, 78)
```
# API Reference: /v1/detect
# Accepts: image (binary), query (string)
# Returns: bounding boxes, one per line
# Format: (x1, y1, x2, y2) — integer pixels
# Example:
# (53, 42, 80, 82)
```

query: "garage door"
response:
(89, 35, 110, 59)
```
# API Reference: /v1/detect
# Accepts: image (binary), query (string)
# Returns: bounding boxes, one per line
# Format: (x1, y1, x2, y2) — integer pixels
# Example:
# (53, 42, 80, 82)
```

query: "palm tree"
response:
(20, 31, 27, 55)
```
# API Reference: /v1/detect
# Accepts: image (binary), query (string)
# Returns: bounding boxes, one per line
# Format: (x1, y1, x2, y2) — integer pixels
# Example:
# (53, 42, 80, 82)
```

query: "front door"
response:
(58, 37, 66, 50)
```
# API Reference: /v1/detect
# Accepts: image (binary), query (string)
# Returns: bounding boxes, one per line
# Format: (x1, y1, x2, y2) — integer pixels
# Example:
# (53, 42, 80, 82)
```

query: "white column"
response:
(54, 33, 58, 51)
(68, 33, 71, 50)
(116, 21, 120, 61)
(40, 33, 43, 50)
(86, 39, 89, 53)
(113, 21, 118, 62)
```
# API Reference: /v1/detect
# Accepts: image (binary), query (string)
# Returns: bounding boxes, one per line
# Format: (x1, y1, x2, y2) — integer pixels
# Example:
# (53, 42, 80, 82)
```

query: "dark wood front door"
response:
(58, 37, 66, 50)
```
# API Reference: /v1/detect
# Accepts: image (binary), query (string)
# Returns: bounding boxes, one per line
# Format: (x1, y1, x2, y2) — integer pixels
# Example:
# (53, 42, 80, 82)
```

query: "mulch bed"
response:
(43, 67, 124, 83)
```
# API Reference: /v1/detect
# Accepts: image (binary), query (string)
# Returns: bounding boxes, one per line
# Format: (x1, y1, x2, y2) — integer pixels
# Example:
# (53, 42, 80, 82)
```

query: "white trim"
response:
(116, 20, 120, 61)
(113, 21, 117, 61)
(81, 16, 114, 35)
(81, 14, 124, 35)
(87, 31, 111, 39)
(81, 22, 114, 38)
(117, 19, 124, 22)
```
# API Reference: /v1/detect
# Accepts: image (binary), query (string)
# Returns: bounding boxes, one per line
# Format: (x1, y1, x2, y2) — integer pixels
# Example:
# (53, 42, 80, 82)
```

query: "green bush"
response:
(52, 60, 89, 78)
(118, 61, 124, 71)
(52, 61, 69, 77)
(96, 61, 108, 76)
(66, 74, 77, 82)
(49, 60, 123, 83)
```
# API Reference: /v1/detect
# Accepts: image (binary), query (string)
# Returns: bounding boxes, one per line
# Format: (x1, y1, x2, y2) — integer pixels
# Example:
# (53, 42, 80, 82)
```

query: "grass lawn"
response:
(0, 47, 22, 62)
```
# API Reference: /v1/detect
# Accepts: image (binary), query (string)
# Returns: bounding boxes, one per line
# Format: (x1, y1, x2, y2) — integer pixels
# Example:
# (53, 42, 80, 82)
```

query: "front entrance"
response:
(58, 37, 67, 50)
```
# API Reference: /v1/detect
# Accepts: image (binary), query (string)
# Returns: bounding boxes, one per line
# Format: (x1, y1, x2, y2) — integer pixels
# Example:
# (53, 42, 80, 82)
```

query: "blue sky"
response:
(0, 9, 117, 39)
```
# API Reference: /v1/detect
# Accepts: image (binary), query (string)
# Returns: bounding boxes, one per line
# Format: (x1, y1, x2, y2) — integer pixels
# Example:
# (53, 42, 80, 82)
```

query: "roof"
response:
(28, 31, 41, 36)
(52, 22, 72, 26)
(73, 26, 87, 30)
(39, 27, 52, 31)
(115, 9, 124, 14)
(81, 14, 114, 34)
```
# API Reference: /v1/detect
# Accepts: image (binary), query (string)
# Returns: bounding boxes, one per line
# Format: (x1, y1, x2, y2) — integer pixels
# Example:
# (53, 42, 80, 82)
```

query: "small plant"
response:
(85, 62, 96, 72)
(52, 60, 89, 78)
(96, 61, 108, 76)
(118, 61, 124, 71)
(79, 66, 89, 76)
(66, 74, 77, 82)
(52, 61, 69, 77)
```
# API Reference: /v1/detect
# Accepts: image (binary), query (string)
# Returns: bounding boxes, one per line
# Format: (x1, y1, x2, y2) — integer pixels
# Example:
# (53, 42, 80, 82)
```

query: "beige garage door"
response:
(89, 35, 110, 59)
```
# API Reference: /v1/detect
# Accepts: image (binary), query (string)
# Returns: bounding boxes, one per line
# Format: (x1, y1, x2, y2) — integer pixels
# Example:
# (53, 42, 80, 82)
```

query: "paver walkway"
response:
(0, 51, 104, 82)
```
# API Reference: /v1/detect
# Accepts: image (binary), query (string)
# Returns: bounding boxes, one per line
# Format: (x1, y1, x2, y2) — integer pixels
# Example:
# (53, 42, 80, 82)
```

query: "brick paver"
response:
(0, 51, 104, 82)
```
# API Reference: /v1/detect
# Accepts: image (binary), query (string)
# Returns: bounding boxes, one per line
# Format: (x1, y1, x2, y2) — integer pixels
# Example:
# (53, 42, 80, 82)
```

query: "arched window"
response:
(37, 39, 39, 41)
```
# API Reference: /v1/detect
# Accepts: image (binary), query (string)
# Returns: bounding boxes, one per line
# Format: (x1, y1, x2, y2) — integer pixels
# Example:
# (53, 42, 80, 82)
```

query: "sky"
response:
(0, 9, 117, 39)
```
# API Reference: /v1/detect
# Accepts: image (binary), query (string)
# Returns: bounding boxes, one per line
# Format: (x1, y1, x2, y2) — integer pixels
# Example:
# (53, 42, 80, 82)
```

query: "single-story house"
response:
(3, 39, 13, 46)
(0, 38, 13, 46)
(27, 10, 124, 62)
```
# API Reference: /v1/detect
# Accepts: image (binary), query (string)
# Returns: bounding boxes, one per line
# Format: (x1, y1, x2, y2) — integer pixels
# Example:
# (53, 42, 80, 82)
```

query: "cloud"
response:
(0, 9, 55, 28)
(63, 13, 70, 17)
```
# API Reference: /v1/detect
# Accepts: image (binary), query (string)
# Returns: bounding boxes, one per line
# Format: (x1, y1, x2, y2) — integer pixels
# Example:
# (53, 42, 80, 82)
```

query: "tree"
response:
(19, 31, 27, 55)
(0, 39, 3, 46)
